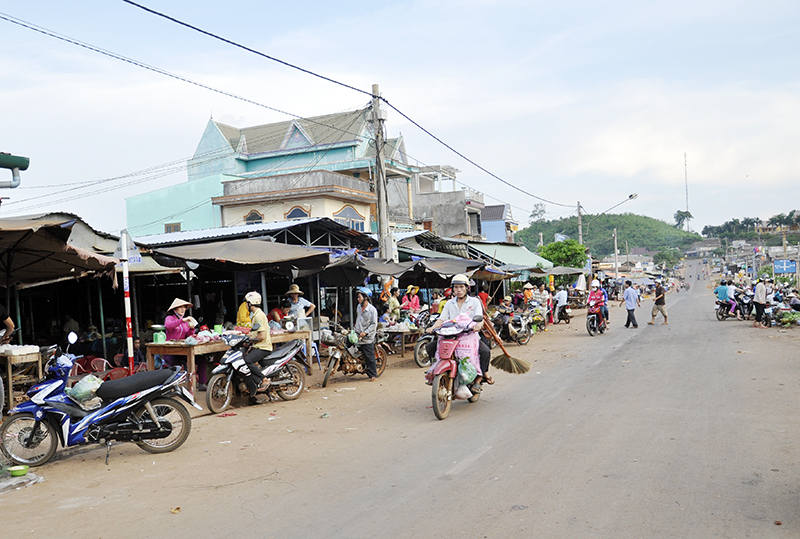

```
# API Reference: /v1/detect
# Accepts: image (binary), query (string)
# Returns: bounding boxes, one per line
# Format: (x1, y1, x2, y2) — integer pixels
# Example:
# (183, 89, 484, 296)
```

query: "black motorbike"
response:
(552, 304, 571, 324)
(413, 312, 440, 368)
(320, 325, 387, 387)
(205, 330, 310, 413)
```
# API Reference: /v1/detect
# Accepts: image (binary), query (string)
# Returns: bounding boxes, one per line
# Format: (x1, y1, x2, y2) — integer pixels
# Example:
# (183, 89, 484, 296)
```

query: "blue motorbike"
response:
(0, 334, 201, 467)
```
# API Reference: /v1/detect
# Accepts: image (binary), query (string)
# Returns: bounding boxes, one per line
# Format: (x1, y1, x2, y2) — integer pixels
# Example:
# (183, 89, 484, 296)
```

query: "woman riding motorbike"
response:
(587, 280, 606, 328)
(425, 274, 492, 387)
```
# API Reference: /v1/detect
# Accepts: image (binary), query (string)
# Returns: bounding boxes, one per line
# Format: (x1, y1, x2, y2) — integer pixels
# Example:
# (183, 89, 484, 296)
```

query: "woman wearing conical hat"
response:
(284, 284, 316, 318)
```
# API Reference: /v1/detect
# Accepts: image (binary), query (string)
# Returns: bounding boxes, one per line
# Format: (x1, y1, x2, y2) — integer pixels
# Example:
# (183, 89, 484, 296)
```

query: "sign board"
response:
(773, 259, 797, 274)
(114, 229, 143, 265)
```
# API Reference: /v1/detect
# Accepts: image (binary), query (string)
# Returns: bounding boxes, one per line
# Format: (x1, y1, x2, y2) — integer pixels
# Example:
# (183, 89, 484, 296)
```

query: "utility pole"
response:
(371, 84, 394, 261)
(578, 201, 583, 245)
(684, 153, 690, 232)
(625, 240, 629, 266)
(613, 228, 619, 282)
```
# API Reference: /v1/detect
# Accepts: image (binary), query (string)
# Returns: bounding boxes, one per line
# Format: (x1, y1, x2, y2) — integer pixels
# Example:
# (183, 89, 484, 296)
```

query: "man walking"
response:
(752, 276, 767, 328)
(619, 280, 641, 328)
(647, 279, 668, 325)
(354, 286, 378, 381)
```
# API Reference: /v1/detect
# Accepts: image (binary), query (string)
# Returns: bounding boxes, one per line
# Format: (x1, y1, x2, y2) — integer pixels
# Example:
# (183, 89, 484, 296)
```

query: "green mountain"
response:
(516, 213, 702, 257)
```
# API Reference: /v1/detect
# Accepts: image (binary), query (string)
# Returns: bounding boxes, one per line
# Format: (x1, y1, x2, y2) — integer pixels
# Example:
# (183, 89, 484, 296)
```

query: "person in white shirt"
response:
(553, 286, 569, 321)
(426, 274, 492, 386)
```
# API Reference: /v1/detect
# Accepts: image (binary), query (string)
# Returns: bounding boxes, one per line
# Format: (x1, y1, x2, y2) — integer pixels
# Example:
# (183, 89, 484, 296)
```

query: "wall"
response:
(413, 191, 470, 238)
(220, 196, 371, 229)
(126, 174, 226, 236)
(482, 220, 507, 243)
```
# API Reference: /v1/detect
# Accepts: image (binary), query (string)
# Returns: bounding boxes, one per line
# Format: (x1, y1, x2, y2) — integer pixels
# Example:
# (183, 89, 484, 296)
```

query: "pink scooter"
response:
(427, 315, 484, 420)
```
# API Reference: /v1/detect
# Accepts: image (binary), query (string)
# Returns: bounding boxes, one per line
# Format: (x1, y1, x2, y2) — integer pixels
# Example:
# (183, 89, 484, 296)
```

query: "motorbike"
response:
(413, 311, 441, 368)
(551, 304, 572, 324)
(0, 333, 200, 467)
(489, 307, 525, 346)
(320, 325, 387, 387)
(714, 300, 736, 321)
(509, 310, 534, 345)
(205, 330, 310, 414)
(586, 300, 606, 336)
(428, 315, 484, 420)
(737, 291, 753, 319)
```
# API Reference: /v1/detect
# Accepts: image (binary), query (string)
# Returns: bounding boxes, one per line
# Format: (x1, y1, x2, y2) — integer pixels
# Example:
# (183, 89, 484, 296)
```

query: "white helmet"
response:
(244, 291, 262, 305)
(591, 279, 600, 288)
(451, 274, 470, 286)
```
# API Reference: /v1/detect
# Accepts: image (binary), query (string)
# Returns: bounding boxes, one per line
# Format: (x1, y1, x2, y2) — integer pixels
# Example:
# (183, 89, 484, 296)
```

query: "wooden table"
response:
(146, 341, 229, 394)
(385, 330, 420, 359)
(145, 330, 313, 394)
(1, 352, 42, 413)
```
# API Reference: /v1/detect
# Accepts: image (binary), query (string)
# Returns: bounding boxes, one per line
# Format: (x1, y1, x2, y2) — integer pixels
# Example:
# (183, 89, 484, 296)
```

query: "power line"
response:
(119, 1, 574, 209)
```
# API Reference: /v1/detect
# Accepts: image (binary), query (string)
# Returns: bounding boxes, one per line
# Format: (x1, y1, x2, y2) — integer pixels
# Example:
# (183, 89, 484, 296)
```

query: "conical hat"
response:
(168, 298, 192, 312)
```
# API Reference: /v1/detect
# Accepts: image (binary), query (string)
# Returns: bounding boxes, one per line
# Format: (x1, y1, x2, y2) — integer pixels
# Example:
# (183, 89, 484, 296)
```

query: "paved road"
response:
(265, 267, 799, 538)
(4, 266, 798, 538)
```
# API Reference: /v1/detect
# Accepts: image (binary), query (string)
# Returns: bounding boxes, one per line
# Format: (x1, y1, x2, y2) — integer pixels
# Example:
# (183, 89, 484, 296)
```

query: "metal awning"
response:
(468, 242, 553, 270)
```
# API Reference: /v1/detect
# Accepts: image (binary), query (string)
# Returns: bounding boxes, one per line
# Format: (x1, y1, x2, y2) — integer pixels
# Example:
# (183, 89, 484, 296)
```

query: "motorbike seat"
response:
(96, 368, 177, 402)
(258, 340, 302, 367)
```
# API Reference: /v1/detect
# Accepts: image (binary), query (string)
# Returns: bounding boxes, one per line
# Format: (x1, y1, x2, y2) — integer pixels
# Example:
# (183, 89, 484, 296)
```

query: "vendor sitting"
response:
(285, 284, 316, 318)
(268, 299, 292, 330)
(163, 298, 209, 389)
(401, 285, 421, 312)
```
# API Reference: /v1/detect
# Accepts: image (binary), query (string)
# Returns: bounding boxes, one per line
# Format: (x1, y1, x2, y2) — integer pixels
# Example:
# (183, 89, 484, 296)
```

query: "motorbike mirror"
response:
(68, 332, 78, 344)
(251, 323, 261, 331)
(472, 315, 484, 323)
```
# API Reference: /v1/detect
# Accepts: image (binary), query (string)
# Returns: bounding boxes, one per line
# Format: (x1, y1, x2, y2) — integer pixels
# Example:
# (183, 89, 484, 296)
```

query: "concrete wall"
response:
(413, 191, 471, 238)
(187, 121, 242, 182)
(126, 174, 226, 236)
(220, 196, 371, 229)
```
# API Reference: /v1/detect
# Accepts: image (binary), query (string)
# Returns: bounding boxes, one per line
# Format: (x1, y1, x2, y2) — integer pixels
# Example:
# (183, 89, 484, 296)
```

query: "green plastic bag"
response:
(66, 374, 103, 402)
(458, 358, 477, 385)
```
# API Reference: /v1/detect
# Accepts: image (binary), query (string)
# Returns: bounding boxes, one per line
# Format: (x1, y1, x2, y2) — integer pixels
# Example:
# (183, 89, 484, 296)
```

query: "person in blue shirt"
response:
(713, 280, 730, 305)
(619, 280, 641, 328)
(601, 282, 610, 325)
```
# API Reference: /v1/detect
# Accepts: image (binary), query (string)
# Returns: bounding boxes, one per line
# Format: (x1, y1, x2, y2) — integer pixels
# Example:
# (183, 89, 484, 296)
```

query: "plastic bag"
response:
(453, 381, 473, 400)
(458, 357, 478, 385)
(66, 374, 103, 403)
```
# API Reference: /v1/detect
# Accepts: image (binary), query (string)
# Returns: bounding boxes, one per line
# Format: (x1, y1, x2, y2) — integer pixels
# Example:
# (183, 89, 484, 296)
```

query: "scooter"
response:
(427, 315, 484, 420)
(552, 304, 572, 324)
(0, 332, 200, 467)
(715, 300, 736, 321)
(205, 329, 310, 414)
(586, 300, 606, 336)
(320, 324, 387, 387)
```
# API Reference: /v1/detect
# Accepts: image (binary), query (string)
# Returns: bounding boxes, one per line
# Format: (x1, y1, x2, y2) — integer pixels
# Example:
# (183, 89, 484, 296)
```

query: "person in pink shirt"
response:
(163, 298, 209, 387)
(401, 285, 421, 312)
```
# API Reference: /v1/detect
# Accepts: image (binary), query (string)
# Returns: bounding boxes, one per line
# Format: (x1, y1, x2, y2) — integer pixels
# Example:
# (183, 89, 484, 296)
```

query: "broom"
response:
(481, 303, 531, 374)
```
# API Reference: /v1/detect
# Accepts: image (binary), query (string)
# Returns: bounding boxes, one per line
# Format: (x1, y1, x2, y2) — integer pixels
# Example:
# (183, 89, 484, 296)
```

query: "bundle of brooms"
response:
(481, 304, 531, 374)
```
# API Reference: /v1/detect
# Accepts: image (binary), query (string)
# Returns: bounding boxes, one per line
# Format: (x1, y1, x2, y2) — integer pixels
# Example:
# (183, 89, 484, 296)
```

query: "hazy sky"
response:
(0, 0, 798, 238)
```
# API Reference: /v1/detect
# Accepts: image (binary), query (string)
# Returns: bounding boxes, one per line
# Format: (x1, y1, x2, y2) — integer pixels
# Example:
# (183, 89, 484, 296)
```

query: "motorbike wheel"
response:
(489, 336, 497, 349)
(205, 373, 233, 414)
(322, 357, 338, 388)
(414, 337, 432, 368)
(586, 317, 598, 336)
(276, 360, 305, 401)
(431, 373, 452, 420)
(134, 398, 192, 454)
(375, 347, 387, 378)
(564, 314, 571, 324)
(0, 375, 4, 414)
(715, 307, 726, 321)
(0, 413, 58, 466)
(516, 329, 532, 346)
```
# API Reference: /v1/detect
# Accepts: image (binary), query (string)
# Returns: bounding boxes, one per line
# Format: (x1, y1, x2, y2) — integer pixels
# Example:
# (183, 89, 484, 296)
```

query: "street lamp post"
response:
(581, 193, 638, 244)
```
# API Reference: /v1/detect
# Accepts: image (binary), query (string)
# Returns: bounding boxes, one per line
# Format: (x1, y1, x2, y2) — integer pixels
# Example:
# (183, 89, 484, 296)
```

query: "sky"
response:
(0, 0, 798, 239)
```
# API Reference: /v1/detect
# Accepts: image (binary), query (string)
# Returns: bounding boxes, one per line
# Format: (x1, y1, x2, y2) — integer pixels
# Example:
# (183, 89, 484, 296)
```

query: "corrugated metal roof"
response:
(133, 217, 375, 248)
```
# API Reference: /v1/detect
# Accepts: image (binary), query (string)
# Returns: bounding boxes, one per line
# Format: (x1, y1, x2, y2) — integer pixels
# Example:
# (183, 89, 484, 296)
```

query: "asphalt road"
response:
(4, 265, 798, 538)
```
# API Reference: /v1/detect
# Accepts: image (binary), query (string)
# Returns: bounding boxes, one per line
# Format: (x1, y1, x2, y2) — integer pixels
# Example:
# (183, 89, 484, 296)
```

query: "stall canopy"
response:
(468, 242, 554, 271)
(150, 238, 330, 273)
(0, 215, 119, 288)
(546, 266, 587, 276)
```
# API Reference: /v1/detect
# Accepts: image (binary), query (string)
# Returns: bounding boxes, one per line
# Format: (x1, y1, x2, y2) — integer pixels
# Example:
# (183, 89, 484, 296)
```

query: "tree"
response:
(653, 249, 680, 268)
(537, 239, 587, 268)
(528, 203, 546, 225)
(674, 210, 693, 230)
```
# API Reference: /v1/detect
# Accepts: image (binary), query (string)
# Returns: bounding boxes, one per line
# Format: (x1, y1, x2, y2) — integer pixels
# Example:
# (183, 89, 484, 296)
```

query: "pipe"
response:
(0, 168, 22, 188)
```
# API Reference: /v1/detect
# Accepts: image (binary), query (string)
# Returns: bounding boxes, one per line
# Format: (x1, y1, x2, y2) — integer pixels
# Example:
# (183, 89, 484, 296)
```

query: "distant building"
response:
(481, 204, 518, 243)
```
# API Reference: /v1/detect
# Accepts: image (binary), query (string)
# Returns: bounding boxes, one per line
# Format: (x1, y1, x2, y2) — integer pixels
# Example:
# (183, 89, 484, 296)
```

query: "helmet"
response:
(244, 291, 262, 305)
(558, 285, 565, 290)
(591, 279, 600, 288)
(720, 280, 727, 285)
(762, 273, 769, 280)
(451, 274, 470, 287)
(504, 295, 512, 302)
(443, 288, 452, 298)
(356, 286, 373, 298)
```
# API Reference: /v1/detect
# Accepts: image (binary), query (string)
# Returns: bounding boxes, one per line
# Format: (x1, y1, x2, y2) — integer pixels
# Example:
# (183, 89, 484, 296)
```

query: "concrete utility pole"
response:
(578, 201, 583, 245)
(684, 153, 690, 232)
(613, 228, 619, 281)
(371, 84, 394, 261)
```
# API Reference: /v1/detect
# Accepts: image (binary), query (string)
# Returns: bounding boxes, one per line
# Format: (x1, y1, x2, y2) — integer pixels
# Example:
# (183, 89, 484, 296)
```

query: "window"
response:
(165, 223, 181, 233)
(333, 205, 365, 232)
(244, 210, 263, 225)
(285, 206, 309, 220)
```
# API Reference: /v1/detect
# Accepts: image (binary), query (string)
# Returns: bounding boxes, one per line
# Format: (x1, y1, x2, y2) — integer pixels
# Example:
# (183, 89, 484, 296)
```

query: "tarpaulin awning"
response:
(419, 258, 484, 278)
(468, 242, 553, 270)
(546, 266, 587, 276)
(151, 238, 330, 272)
(0, 215, 119, 287)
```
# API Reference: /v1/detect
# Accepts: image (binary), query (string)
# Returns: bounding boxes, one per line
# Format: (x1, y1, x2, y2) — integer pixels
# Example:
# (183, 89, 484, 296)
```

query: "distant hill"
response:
(516, 213, 702, 257)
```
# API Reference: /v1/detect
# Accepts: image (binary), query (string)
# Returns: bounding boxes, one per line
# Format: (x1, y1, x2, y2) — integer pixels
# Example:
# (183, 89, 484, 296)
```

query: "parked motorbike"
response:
(320, 325, 387, 387)
(715, 300, 736, 321)
(205, 330, 310, 414)
(0, 333, 199, 467)
(428, 315, 484, 420)
(552, 304, 572, 324)
(412, 311, 440, 368)
(525, 300, 547, 333)
(586, 300, 606, 336)
(737, 291, 753, 319)
(509, 310, 534, 345)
